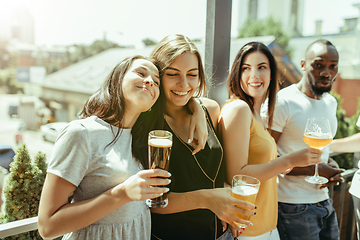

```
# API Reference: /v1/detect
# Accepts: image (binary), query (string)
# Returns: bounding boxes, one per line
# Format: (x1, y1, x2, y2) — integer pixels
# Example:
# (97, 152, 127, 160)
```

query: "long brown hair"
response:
(150, 34, 207, 98)
(79, 55, 156, 168)
(227, 42, 278, 128)
(132, 34, 208, 168)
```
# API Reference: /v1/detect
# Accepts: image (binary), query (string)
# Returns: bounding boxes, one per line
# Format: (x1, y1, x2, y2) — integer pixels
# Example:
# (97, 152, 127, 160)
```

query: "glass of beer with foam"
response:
(146, 130, 172, 208)
(231, 175, 260, 228)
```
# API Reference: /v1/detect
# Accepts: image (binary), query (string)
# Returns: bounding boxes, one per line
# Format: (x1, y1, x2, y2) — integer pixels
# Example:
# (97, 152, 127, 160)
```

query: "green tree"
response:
(237, 16, 293, 57)
(66, 39, 124, 64)
(0, 144, 47, 239)
(142, 38, 157, 46)
(331, 91, 356, 170)
(46, 61, 62, 74)
(0, 68, 24, 94)
(0, 39, 13, 69)
(88, 39, 122, 56)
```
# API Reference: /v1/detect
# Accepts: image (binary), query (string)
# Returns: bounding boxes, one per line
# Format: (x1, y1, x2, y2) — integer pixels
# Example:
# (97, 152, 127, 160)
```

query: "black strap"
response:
(198, 98, 216, 133)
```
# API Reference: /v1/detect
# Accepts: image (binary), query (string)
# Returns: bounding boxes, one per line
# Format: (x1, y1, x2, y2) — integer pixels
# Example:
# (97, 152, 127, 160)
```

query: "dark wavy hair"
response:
(132, 96, 165, 169)
(79, 55, 157, 168)
(227, 42, 279, 128)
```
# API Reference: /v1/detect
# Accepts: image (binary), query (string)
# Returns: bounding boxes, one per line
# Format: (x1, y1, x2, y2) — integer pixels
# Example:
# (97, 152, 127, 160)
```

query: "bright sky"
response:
(0, 0, 359, 48)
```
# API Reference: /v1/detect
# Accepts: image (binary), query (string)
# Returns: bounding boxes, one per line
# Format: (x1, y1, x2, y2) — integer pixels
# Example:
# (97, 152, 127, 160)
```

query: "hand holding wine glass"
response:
(303, 117, 333, 184)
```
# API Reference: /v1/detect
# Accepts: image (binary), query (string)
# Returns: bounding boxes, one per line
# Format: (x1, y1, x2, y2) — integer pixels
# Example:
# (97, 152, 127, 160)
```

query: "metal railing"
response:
(329, 151, 359, 240)
(0, 216, 38, 238)
(329, 168, 358, 240)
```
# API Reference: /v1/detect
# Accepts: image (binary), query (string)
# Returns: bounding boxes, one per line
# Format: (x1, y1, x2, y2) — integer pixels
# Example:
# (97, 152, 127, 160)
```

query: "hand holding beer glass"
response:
(146, 130, 172, 208)
(303, 117, 333, 184)
(231, 175, 260, 228)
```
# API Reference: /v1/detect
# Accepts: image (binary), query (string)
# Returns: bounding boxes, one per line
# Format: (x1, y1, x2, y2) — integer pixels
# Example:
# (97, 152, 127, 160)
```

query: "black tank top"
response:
(151, 105, 225, 240)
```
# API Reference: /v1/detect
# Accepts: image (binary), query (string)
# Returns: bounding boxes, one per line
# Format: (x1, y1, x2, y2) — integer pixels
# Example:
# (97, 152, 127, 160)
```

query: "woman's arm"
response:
(219, 100, 323, 183)
(199, 97, 221, 129)
(187, 98, 208, 154)
(150, 187, 256, 230)
(187, 97, 221, 154)
(38, 170, 170, 239)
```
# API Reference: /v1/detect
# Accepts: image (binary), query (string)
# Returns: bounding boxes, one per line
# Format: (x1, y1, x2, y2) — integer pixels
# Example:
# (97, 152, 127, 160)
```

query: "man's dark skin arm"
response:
(271, 130, 344, 188)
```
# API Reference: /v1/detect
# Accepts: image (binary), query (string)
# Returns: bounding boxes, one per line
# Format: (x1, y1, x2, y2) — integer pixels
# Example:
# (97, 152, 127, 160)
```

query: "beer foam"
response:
(232, 185, 258, 196)
(149, 138, 172, 147)
(304, 133, 332, 139)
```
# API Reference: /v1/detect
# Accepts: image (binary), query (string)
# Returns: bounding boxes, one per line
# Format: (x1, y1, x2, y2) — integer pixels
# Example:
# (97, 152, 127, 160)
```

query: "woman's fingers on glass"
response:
(141, 169, 171, 178)
(231, 215, 253, 228)
(152, 169, 171, 178)
(233, 205, 256, 217)
(234, 199, 256, 211)
(148, 185, 170, 194)
(147, 177, 171, 187)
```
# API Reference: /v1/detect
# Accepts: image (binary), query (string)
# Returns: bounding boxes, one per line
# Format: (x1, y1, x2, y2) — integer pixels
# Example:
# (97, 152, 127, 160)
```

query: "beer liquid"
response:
(303, 135, 332, 150)
(231, 185, 258, 227)
(148, 138, 172, 207)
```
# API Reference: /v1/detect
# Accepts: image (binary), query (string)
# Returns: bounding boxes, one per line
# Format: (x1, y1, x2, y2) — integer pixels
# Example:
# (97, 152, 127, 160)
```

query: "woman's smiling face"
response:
(122, 59, 160, 112)
(240, 51, 271, 103)
(162, 51, 199, 108)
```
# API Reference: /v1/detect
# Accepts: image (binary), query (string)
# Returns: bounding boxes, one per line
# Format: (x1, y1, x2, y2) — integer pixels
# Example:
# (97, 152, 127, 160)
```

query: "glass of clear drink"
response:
(231, 175, 260, 228)
(146, 130, 172, 208)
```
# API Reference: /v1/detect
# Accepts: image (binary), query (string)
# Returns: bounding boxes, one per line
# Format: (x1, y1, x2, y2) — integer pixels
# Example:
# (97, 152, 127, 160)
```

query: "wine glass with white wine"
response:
(303, 117, 333, 184)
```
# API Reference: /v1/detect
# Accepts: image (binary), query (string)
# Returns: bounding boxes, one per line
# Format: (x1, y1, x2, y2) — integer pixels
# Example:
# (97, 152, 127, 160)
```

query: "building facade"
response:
(233, 0, 305, 37)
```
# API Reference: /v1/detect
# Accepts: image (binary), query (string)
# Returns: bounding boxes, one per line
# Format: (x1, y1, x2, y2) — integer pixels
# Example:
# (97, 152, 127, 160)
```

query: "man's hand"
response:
(319, 158, 345, 189)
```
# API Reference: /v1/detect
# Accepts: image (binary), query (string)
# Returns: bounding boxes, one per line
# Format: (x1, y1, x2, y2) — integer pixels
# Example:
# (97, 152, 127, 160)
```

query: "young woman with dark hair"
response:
(38, 56, 171, 240)
(219, 42, 323, 239)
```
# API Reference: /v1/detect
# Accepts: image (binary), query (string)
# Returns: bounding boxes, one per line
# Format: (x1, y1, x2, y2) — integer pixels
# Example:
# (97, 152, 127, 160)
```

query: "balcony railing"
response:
(0, 154, 358, 239)
(0, 216, 38, 238)
(329, 168, 358, 240)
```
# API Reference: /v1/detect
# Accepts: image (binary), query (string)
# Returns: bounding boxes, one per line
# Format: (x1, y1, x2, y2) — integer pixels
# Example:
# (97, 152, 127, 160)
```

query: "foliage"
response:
(66, 39, 124, 64)
(46, 61, 63, 75)
(349, 97, 360, 135)
(0, 144, 48, 239)
(0, 39, 16, 70)
(142, 38, 157, 46)
(0, 69, 24, 94)
(331, 91, 358, 170)
(237, 16, 293, 57)
(0, 39, 22, 94)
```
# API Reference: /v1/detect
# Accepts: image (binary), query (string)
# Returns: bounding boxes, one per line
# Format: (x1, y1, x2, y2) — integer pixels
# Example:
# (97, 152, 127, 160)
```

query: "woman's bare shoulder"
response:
(199, 97, 220, 119)
(221, 99, 251, 116)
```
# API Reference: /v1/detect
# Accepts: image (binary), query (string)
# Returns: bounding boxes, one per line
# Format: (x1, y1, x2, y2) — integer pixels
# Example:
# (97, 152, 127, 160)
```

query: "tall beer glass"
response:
(303, 117, 333, 184)
(146, 130, 172, 208)
(231, 175, 260, 228)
